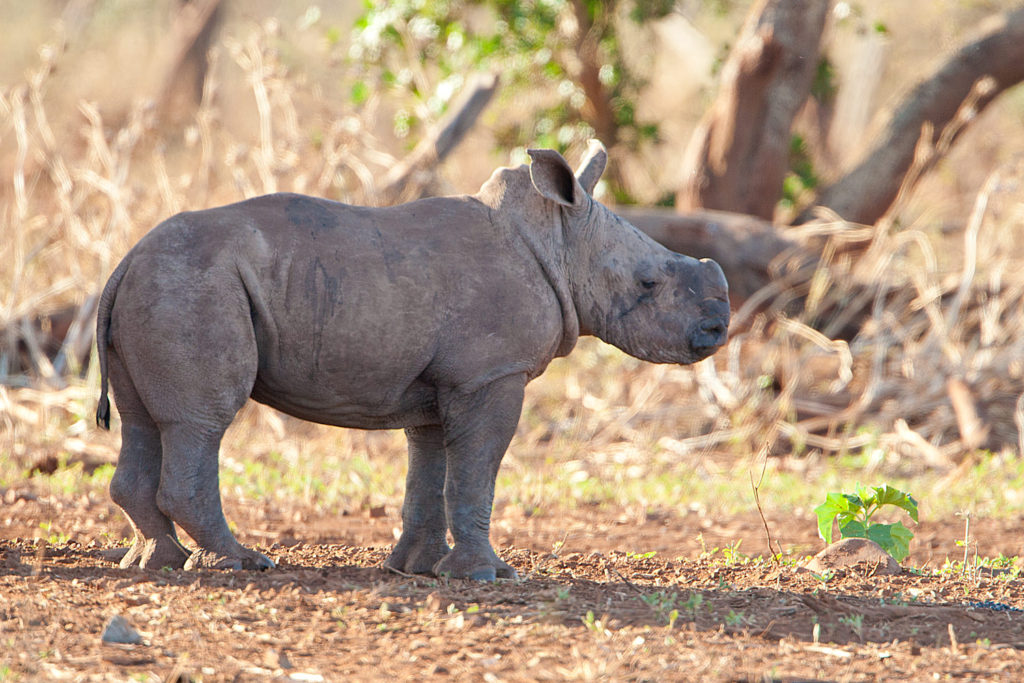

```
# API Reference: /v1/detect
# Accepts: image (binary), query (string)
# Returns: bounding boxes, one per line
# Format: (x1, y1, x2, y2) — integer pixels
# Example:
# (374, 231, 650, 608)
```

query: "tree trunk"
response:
(806, 8, 1024, 225)
(569, 0, 618, 150)
(154, 0, 224, 124)
(677, 0, 830, 219)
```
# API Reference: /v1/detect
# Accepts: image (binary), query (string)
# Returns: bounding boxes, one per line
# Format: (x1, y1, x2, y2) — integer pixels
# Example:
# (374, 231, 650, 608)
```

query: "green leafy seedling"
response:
(814, 484, 918, 562)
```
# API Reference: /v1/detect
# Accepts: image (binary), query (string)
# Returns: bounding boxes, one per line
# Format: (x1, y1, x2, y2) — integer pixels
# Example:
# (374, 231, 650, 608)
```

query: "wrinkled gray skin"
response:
(95, 141, 729, 580)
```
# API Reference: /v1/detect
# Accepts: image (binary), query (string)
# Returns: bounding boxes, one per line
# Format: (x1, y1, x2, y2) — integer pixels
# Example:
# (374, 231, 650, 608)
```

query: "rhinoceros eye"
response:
(640, 279, 658, 291)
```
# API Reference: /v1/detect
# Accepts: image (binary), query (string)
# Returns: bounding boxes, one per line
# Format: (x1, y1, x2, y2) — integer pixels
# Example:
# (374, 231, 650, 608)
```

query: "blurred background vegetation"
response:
(2, 0, 1024, 526)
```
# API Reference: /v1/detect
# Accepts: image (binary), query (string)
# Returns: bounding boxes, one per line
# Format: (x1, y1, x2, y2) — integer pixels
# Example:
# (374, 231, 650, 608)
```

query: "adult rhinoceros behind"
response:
(96, 141, 729, 580)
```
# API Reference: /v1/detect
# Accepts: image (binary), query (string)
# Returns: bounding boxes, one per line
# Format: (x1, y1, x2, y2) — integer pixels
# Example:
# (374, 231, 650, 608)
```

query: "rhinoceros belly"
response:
(249, 371, 440, 430)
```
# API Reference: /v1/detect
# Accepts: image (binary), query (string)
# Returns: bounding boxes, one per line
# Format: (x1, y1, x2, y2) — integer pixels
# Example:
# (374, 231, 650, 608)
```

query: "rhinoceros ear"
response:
(575, 139, 607, 196)
(527, 148, 583, 208)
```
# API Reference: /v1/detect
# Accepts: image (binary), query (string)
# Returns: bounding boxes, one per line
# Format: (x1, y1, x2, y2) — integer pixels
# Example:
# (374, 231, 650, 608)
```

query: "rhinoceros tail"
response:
(95, 257, 130, 430)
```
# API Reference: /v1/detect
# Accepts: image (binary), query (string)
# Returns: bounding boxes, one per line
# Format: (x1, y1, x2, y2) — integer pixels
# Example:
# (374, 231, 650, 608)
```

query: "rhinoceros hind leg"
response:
(385, 425, 450, 574)
(384, 537, 450, 575)
(156, 422, 273, 571)
(121, 535, 191, 570)
(108, 352, 190, 570)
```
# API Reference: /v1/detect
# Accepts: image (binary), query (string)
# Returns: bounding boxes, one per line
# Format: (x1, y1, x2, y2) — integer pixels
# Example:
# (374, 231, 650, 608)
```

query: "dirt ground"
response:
(4, 484, 1024, 682)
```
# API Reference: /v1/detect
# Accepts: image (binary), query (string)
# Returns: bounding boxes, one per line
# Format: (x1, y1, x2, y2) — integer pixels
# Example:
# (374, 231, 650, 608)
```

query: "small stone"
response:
(4, 489, 37, 504)
(801, 538, 902, 576)
(3, 550, 23, 569)
(101, 615, 143, 645)
(263, 648, 292, 670)
(422, 592, 447, 613)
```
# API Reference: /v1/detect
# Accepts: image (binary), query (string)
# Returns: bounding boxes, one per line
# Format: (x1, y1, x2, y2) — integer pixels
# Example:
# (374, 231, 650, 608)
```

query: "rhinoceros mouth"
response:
(688, 316, 729, 359)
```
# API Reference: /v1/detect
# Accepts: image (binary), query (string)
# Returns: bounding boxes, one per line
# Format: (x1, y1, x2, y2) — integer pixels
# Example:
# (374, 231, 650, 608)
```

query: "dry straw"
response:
(1, 23, 405, 469)
(2, 23, 1023, 482)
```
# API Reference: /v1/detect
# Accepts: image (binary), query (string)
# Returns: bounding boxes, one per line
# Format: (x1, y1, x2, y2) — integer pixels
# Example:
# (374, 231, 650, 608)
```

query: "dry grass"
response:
(691, 130, 1024, 467)
(0, 19, 409, 479)
(2, 8, 1024, 524)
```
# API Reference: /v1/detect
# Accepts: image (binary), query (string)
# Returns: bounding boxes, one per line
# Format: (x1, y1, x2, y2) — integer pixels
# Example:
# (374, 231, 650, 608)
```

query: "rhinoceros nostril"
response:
(699, 319, 726, 337)
(691, 318, 728, 356)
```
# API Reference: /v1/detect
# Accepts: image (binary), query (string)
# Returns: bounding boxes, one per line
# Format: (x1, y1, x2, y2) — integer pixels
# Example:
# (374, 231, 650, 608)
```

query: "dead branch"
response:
(618, 206, 813, 305)
(52, 294, 98, 377)
(377, 72, 500, 205)
(18, 316, 63, 389)
(806, 7, 1024, 225)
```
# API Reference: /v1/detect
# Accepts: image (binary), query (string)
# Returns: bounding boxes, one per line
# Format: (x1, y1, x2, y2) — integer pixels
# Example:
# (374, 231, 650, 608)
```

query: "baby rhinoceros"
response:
(95, 141, 729, 581)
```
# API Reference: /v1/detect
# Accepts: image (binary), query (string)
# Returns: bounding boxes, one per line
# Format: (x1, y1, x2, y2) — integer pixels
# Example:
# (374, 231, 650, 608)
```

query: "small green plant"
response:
(582, 611, 612, 638)
(640, 590, 679, 627)
(720, 540, 745, 565)
(838, 613, 865, 639)
(814, 484, 918, 561)
(724, 610, 747, 627)
(38, 521, 68, 545)
(955, 510, 979, 578)
(810, 569, 834, 585)
(683, 592, 704, 618)
(625, 550, 657, 560)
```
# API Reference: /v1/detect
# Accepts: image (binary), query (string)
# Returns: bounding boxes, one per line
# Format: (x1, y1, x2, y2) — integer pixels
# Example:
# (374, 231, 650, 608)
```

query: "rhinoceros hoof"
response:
(384, 537, 451, 575)
(432, 549, 518, 582)
(125, 536, 189, 570)
(184, 548, 275, 571)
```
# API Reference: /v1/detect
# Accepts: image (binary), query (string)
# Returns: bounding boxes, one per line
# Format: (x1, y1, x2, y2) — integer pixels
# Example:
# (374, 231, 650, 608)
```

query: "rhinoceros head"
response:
(527, 142, 730, 365)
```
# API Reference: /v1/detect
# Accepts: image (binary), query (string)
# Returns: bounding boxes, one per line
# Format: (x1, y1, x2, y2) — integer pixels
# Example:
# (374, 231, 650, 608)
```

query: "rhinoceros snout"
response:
(685, 258, 729, 358)
(690, 316, 728, 357)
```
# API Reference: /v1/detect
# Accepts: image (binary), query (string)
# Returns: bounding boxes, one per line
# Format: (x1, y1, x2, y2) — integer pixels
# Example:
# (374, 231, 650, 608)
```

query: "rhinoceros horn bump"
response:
(574, 140, 607, 196)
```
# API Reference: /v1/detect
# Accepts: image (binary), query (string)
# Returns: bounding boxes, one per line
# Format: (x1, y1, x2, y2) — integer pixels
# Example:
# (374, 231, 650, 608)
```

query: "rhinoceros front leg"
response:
(432, 374, 525, 581)
(384, 425, 451, 574)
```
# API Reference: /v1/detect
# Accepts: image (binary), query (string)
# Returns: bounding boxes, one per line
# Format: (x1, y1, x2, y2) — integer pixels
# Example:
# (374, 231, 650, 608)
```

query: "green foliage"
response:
(38, 521, 69, 545)
(582, 610, 612, 637)
(640, 590, 679, 627)
(810, 56, 837, 103)
(810, 569, 834, 584)
(683, 592, 704, 617)
(724, 609, 747, 627)
(349, 0, 666, 162)
(350, 80, 370, 105)
(814, 484, 918, 561)
(779, 134, 818, 210)
(838, 613, 865, 639)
